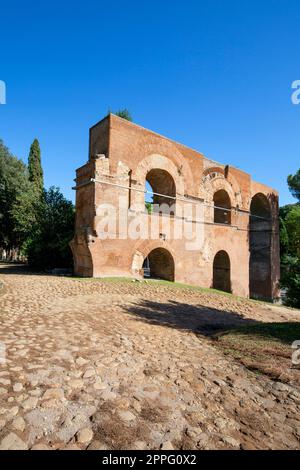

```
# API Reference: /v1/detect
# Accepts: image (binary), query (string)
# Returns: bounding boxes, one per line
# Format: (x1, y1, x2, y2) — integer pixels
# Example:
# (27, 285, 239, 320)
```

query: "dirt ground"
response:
(0, 263, 299, 450)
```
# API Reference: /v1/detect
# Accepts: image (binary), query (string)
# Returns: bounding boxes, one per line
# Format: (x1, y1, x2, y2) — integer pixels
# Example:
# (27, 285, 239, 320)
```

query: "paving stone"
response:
(13, 383, 23, 392)
(118, 410, 136, 422)
(0, 432, 28, 450)
(222, 436, 240, 448)
(87, 440, 109, 450)
(68, 379, 84, 389)
(22, 397, 38, 410)
(0, 419, 6, 430)
(9, 406, 19, 417)
(0, 378, 11, 386)
(83, 369, 96, 379)
(31, 443, 50, 450)
(161, 441, 174, 450)
(12, 416, 26, 432)
(62, 443, 81, 450)
(42, 388, 64, 401)
(76, 357, 89, 367)
(76, 427, 94, 444)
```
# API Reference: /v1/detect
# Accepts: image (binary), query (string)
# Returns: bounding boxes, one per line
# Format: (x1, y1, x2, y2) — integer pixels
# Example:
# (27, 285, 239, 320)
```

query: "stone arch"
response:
(144, 248, 175, 281)
(201, 169, 241, 223)
(131, 153, 187, 215)
(145, 168, 176, 214)
(131, 240, 176, 279)
(135, 154, 185, 194)
(213, 189, 231, 224)
(249, 193, 272, 300)
(212, 250, 231, 293)
(201, 167, 243, 207)
(203, 166, 225, 178)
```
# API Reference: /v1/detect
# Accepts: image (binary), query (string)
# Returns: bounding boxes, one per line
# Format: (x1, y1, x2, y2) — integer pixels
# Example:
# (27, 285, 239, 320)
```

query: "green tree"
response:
(280, 169, 300, 308)
(0, 140, 30, 256)
(287, 169, 300, 202)
(26, 187, 75, 269)
(281, 255, 300, 308)
(114, 109, 133, 121)
(284, 205, 300, 258)
(11, 184, 42, 247)
(28, 139, 44, 192)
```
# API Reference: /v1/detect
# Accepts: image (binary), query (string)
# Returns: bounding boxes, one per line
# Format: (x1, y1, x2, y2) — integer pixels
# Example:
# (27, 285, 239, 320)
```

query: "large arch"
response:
(213, 189, 231, 224)
(143, 247, 175, 281)
(249, 193, 272, 300)
(201, 169, 242, 224)
(132, 154, 185, 212)
(145, 168, 176, 214)
(213, 250, 231, 293)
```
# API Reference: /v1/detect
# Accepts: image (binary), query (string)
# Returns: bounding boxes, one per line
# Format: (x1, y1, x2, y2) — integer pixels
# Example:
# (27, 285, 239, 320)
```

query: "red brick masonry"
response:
(71, 114, 280, 301)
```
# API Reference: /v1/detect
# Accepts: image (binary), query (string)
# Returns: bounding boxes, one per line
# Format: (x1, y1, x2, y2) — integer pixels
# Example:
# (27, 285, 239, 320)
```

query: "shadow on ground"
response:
(0, 263, 43, 275)
(125, 299, 300, 384)
(125, 299, 300, 344)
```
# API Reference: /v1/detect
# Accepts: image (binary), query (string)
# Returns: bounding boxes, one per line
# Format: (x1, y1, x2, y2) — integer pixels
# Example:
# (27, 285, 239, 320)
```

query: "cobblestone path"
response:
(0, 264, 299, 450)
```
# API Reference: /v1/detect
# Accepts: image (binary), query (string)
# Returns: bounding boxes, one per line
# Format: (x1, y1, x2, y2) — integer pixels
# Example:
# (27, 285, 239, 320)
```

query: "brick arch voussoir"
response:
(135, 154, 185, 195)
(131, 240, 176, 272)
(131, 139, 194, 195)
(204, 177, 237, 208)
(202, 167, 242, 208)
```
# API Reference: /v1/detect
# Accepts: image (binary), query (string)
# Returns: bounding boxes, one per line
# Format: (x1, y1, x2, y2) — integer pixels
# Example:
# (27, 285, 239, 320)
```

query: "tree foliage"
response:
(26, 187, 75, 269)
(114, 109, 133, 121)
(28, 139, 44, 193)
(280, 168, 300, 308)
(0, 138, 75, 269)
(287, 169, 300, 202)
(0, 140, 30, 253)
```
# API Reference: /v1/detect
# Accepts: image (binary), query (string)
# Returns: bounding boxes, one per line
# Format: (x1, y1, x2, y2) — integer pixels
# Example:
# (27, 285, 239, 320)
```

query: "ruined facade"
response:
(71, 114, 280, 301)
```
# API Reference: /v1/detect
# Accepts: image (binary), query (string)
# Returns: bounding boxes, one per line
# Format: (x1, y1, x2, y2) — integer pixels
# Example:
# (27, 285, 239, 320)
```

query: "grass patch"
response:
(68, 276, 288, 309)
(214, 322, 300, 384)
(218, 322, 300, 345)
(70, 275, 255, 301)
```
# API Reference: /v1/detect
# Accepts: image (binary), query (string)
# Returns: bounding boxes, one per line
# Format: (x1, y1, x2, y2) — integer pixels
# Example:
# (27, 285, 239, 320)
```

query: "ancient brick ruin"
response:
(71, 114, 280, 301)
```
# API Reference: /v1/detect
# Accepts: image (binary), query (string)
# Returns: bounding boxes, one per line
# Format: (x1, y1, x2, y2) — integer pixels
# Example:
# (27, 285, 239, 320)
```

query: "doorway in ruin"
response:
(213, 250, 231, 293)
(145, 169, 176, 215)
(143, 248, 175, 281)
(213, 190, 231, 224)
(249, 193, 272, 300)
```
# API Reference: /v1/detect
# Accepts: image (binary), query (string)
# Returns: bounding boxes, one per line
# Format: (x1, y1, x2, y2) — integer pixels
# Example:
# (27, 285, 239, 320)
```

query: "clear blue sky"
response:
(1, 0, 299, 205)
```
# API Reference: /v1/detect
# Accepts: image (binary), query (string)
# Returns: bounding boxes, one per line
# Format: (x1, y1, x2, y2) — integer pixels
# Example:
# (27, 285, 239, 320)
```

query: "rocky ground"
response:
(0, 263, 299, 450)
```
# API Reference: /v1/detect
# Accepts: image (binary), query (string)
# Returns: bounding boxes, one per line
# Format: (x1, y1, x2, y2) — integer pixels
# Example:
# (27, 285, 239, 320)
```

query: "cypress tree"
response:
(28, 139, 43, 192)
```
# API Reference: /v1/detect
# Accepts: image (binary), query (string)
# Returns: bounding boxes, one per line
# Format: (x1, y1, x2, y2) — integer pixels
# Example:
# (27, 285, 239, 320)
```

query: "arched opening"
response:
(143, 248, 175, 281)
(214, 190, 231, 224)
(213, 251, 231, 293)
(145, 169, 176, 215)
(249, 193, 272, 300)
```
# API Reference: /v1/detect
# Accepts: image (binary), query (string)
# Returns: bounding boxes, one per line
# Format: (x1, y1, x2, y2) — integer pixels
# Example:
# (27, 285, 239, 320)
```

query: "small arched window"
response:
(213, 250, 231, 293)
(143, 248, 175, 281)
(145, 169, 176, 215)
(249, 193, 272, 300)
(214, 190, 231, 224)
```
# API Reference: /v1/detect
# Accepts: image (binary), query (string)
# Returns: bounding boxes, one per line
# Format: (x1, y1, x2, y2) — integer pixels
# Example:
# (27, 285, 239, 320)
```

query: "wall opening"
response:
(213, 250, 231, 293)
(145, 169, 176, 215)
(213, 190, 231, 224)
(143, 248, 175, 281)
(249, 193, 272, 300)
